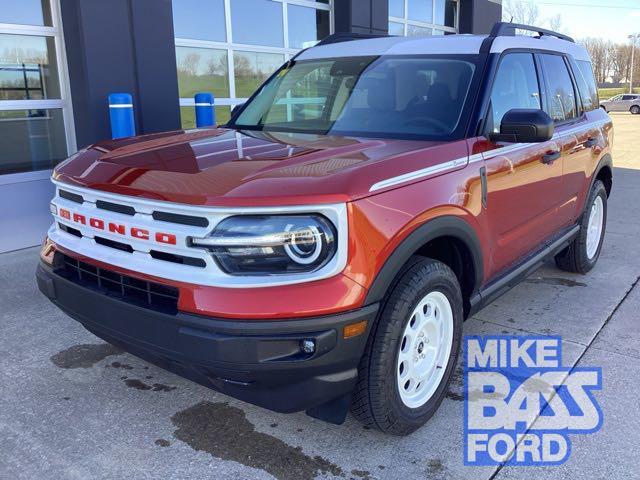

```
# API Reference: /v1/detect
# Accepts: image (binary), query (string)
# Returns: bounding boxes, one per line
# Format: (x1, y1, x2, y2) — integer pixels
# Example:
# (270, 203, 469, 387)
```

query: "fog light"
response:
(301, 339, 315, 354)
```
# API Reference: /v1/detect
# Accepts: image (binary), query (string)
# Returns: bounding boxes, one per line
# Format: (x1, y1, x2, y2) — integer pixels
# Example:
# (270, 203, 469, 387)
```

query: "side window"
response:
(575, 60, 599, 112)
(487, 53, 541, 133)
(540, 54, 577, 122)
(622, 95, 634, 101)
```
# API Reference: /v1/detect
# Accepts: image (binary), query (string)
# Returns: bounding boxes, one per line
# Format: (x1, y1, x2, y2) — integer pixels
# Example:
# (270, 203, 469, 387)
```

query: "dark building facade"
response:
(0, 0, 502, 252)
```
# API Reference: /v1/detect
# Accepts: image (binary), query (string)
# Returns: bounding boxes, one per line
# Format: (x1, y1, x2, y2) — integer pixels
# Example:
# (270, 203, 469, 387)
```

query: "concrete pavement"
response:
(1, 114, 639, 480)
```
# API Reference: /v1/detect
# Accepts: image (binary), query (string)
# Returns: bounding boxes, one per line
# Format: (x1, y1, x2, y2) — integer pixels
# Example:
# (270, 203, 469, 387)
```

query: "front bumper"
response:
(36, 261, 378, 419)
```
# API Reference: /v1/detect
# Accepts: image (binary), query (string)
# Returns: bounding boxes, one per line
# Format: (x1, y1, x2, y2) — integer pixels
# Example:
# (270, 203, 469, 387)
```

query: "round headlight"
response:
(284, 225, 323, 265)
(197, 215, 337, 275)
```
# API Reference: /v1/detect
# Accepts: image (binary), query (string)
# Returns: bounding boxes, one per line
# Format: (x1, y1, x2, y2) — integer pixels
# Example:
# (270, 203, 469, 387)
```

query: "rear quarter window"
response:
(540, 54, 578, 122)
(575, 60, 599, 111)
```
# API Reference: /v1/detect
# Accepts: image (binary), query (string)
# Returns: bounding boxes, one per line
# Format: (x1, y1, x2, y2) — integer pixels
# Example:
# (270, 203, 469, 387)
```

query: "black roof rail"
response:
(490, 22, 575, 43)
(315, 32, 389, 47)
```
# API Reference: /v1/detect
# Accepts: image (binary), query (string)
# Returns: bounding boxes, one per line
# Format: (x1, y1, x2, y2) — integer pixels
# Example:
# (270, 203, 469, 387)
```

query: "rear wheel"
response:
(350, 257, 462, 435)
(631, 105, 640, 115)
(555, 180, 607, 274)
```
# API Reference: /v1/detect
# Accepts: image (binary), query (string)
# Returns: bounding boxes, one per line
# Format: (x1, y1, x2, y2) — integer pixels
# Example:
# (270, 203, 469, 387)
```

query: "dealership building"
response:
(0, 0, 502, 253)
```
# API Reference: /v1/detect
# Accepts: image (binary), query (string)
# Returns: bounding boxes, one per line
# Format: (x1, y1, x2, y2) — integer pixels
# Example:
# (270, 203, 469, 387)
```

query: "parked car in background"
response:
(600, 93, 640, 114)
(37, 23, 613, 435)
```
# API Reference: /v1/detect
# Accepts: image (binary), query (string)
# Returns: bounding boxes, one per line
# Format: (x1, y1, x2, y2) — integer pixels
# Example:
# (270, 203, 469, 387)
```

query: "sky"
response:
(520, 0, 640, 43)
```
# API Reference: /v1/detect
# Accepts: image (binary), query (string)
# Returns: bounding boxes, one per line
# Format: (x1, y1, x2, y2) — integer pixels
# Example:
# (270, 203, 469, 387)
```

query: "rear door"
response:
(478, 52, 565, 275)
(537, 53, 587, 227)
(561, 57, 603, 222)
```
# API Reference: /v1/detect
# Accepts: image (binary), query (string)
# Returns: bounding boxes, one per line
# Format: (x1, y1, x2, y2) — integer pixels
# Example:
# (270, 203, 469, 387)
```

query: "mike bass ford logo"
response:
(58, 208, 177, 246)
(464, 336, 603, 466)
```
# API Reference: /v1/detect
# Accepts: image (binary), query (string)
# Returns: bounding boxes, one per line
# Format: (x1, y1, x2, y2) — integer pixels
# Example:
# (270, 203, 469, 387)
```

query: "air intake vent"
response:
(150, 250, 207, 268)
(153, 211, 209, 228)
(94, 236, 134, 253)
(59, 189, 84, 204)
(56, 254, 179, 313)
(59, 223, 82, 237)
(96, 200, 136, 216)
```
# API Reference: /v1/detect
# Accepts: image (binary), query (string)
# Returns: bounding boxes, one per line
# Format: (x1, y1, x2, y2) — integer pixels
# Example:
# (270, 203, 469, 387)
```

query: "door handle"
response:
(542, 151, 561, 165)
(585, 137, 597, 148)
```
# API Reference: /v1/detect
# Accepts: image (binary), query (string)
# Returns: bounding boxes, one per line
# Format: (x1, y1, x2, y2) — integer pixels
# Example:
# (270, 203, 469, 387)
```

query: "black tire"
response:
(555, 180, 608, 274)
(631, 105, 640, 115)
(350, 257, 463, 435)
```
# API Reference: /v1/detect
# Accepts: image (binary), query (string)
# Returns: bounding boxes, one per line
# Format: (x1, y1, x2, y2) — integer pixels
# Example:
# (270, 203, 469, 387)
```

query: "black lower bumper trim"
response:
(37, 262, 378, 416)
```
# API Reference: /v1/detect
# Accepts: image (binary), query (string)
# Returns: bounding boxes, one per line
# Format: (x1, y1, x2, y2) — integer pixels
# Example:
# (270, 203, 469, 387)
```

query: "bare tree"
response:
(502, 1, 568, 36)
(547, 15, 563, 34)
(502, 0, 539, 25)
(610, 44, 632, 84)
(179, 53, 201, 77)
(580, 38, 614, 84)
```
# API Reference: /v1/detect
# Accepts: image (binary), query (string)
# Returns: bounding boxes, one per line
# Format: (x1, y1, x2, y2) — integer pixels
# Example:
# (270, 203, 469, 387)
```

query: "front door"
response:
(477, 52, 565, 277)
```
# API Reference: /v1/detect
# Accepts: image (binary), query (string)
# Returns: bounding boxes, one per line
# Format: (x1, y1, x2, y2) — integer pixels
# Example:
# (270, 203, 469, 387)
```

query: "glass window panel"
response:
(262, 63, 332, 124)
(233, 50, 284, 98)
(576, 60, 599, 112)
(388, 22, 405, 36)
(407, 25, 432, 37)
(176, 46, 229, 99)
(389, 0, 405, 18)
(0, 109, 67, 175)
(434, 0, 456, 27)
(540, 54, 577, 122)
(231, 0, 283, 47)
(408, 0, 433, 23)
(1, 0, 52, 26)
(487, 53, 541, 133)
(234, 56, 476, 138)
(180, 105, 231, 129)
(0, 34, 61, 100)
(172, 0, 226, 42)
(287, 5, 330, 49)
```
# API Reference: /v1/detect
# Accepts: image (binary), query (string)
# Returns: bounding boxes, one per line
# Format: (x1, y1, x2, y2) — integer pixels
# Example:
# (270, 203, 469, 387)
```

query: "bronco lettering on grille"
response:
(59, 208, 177, 245)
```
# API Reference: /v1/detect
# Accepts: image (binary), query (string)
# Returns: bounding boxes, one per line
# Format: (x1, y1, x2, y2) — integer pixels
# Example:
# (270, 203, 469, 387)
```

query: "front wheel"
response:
(555, 180, 608, 274)
(350, 257, 462, 435)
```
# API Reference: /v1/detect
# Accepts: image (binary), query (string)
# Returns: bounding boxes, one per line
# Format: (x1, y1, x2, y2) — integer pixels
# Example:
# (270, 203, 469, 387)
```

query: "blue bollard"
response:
(108, 93, 136, 139)
(194, 92, 215, 127)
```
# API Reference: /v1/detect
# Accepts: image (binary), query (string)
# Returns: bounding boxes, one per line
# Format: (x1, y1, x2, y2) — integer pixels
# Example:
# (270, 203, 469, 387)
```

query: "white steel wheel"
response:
(396, 291, 454, 409)
(586, 196, 604, 260)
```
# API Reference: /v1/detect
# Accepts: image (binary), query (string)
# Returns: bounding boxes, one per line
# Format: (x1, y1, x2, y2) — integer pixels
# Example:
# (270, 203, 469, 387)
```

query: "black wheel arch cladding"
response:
(363, 216, 484, 307)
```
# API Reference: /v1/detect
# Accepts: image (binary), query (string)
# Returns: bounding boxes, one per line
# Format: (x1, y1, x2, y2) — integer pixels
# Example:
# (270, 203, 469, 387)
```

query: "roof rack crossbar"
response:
(490, 22, 575, 43)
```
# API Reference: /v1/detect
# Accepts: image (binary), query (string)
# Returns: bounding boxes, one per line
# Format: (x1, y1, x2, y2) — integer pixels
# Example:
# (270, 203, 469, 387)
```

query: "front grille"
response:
(55, 253, 179, 313)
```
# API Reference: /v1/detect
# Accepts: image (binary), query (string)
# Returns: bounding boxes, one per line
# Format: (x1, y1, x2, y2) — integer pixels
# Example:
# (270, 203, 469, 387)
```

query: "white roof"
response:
(297, 34, 591, 62)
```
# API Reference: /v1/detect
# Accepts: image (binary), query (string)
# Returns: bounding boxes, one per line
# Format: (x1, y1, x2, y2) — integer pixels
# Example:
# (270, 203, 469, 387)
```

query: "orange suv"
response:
(37, 23, 613, 435)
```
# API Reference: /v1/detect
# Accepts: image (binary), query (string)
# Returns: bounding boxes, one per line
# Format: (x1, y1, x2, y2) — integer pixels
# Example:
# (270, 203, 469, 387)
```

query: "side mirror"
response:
(489, 109, 554, 143)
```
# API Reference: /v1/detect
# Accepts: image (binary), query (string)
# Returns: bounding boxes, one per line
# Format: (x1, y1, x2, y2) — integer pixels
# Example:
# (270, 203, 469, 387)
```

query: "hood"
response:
(53, 127, 467, 207)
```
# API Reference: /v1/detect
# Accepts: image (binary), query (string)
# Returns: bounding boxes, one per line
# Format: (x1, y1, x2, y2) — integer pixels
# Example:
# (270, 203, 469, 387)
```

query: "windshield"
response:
(230, 55, 477, 140)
